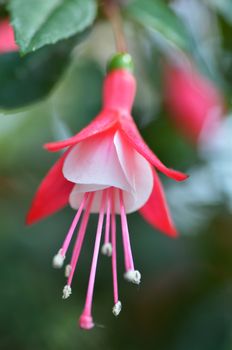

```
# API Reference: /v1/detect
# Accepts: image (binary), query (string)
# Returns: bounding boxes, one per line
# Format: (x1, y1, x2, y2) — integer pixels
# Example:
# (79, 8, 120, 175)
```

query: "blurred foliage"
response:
(0, 34, 88, 109)
(205, 0, 232, 24)
(1, 0, 232, 349)
(8, 0, 97, 54)
(125, 0, 192, 52)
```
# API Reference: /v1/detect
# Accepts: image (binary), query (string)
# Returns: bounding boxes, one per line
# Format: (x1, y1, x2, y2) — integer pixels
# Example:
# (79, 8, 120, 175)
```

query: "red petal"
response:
(120, 116, 188, 181)
(44, 111, 118, 152)
(26, 151, 74, 225)
(139, 169, 178, 237)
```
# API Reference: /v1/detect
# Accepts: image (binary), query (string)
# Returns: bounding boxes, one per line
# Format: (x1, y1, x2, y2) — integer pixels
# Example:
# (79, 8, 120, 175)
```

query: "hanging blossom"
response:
(164, 62, 225, 144)
(27, 53, 188, 330)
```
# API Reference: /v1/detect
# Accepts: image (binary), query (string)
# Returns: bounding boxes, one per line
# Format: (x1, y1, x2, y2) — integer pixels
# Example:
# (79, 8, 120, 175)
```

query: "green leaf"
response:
(8, 0, 97, 54)
(125, 0, 191, 52)
(0, 36, 80, 109)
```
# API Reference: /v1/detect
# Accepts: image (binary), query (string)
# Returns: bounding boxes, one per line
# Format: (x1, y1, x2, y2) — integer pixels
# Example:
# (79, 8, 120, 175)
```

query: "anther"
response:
(124, 269, 141, 285)
(65, 264, 72, 278)
(112, 301, 122, 316)
(52, 249, 65, 268)
(101, 242, 112, 257)
(62, 285, 72, 299)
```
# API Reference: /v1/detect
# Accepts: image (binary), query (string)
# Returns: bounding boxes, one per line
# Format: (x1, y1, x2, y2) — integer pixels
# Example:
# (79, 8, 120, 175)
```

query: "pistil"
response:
(111, 190, 121, 316)
(79, 191, 107, 329)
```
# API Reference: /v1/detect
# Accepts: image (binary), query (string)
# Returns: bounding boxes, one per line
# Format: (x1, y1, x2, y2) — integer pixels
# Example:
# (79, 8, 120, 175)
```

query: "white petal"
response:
(114, 132, 153, 213)
(63, 132, 131, 191)
(113, 131, 136, 190)
(69, 186, 106, 212)
(67, 132, 153, 214)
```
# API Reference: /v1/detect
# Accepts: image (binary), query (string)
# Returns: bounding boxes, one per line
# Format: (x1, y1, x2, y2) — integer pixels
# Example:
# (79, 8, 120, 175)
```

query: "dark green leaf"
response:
(0, 3, 8, 18)
(8, 0, 97, 54)
(0, 36, 80, 109)
(125, 0, 191, 52)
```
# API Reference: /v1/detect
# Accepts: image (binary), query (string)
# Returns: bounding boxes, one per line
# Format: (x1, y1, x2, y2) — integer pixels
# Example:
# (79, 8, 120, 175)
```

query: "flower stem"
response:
(103, 0, 127, 52)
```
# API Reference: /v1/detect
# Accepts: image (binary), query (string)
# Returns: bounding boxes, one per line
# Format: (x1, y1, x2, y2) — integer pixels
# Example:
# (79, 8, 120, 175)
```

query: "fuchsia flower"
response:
(0, 18, 18, 54)
(27, 54, 187, 330)
(164, 63, 225, 144)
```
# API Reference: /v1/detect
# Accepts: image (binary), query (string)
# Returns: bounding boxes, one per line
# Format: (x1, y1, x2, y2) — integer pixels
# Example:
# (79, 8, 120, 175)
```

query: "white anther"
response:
(65, 264, 72, 278)
(62, 285, 72, 299)
(112, 301, 122, 316)
(101, 243, 112, 257)
(124, 269, 141, 285)
(52, 249, 65, 268)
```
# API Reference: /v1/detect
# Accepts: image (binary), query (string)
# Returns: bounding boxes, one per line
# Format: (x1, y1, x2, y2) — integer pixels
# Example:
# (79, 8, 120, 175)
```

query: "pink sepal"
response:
(103, 69, 136, 113)
(139, 169, 178, 237)
(44, 111, 118, 152)
(26, 151, 74, 225)
(119, 116, 188, 181)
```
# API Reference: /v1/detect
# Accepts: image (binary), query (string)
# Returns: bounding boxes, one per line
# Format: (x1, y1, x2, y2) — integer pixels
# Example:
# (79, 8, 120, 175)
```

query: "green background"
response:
(1, 0, 232, 349)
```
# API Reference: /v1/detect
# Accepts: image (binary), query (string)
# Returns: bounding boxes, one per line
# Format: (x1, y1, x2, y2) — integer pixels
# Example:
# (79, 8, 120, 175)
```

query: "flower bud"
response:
(164, 64, 225, 144)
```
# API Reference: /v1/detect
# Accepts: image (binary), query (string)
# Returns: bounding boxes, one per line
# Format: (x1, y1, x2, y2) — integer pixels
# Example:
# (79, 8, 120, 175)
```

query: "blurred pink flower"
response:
(27, 54, 187, 329)
(0, 18, 18, 53)
(164, 64, 225, 144)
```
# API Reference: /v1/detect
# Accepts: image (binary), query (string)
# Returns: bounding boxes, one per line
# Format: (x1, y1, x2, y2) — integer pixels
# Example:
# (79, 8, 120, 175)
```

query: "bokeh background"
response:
(1, 0, 232, 349)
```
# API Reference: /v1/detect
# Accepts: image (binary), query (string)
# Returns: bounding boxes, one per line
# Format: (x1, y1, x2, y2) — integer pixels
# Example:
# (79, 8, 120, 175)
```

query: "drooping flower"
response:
(27, 53, 187, 330)
(164, 63, 225, 144)
(0, 18, 18, 54)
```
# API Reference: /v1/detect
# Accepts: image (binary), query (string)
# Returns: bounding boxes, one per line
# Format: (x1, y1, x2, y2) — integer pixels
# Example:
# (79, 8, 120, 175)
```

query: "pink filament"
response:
(104, 190, 111, 245)
(119, 190, 134, 271)
(67, 193, 94, 286)
(61, 193, 88, 257)
(111, 190, 119, 304)
(79, 191, 107, 328)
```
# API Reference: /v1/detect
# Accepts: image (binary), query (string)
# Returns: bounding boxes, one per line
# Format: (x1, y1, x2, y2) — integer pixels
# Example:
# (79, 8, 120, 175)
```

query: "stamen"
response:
(65, 264, 72, 278)
(62, 285, 72, 299)
(119, 190, 134, 270)
(79, 191, 107, 330)
(119, 190, 141, 284)
(101, 242, 112, 257)
(61, 193, 88, 256)
(124, 269, 141, 285)
(112, 301, 122, 316)
(52, 249, 65, 268)
(111, 189, 122, 316)
(101, 189, 112, 257)
(67, 193, 94, 287)
(52, 194, 88, 268)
